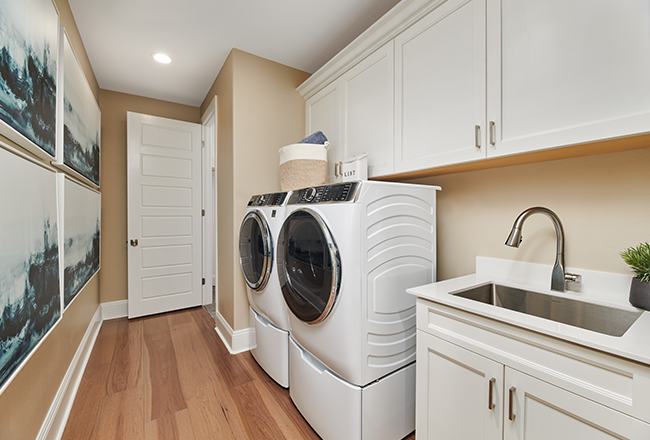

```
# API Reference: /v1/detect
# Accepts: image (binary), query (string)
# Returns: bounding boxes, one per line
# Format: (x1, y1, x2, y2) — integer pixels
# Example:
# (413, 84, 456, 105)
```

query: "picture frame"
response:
(0, 0, 60, 161)
(0, 142, 61, 394)
(52, 29, 100, 189)
(61, 175, 101, 309)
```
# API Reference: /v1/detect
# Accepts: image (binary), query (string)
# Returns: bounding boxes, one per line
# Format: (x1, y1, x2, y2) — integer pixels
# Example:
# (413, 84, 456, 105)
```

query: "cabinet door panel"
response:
(306, 81, 340, 183)
(395, 0, 486, 173)
(488, 0, 650, 157)
(505, 368, 650, 440)
(416, 331, 502, 440)
(341, 42, 394, 177)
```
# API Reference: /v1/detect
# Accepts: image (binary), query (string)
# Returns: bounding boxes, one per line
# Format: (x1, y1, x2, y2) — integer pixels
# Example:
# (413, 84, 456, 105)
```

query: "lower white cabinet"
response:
(415, 301, 650, 440)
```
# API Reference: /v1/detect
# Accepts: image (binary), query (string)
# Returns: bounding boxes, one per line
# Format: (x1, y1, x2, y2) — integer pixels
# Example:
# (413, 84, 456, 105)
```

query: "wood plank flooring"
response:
(62, 307, 415, 440)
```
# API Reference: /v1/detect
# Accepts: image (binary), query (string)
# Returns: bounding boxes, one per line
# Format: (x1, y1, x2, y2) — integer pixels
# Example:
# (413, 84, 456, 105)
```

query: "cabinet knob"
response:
(130, 239, 139, 247)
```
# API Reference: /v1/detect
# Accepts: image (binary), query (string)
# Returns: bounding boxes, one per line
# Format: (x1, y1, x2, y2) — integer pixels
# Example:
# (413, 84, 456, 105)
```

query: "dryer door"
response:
(277, 208, 341, 324)
(239, 210, 273, 291)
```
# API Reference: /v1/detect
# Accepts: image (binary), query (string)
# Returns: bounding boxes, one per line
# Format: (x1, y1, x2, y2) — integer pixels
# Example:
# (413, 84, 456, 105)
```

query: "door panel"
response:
(127, 112, 202, 318)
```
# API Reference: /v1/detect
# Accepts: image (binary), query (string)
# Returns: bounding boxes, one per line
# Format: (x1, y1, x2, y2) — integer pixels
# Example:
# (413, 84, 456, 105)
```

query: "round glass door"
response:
(277, 209, 340, 324)
(239, 211, 272, 291)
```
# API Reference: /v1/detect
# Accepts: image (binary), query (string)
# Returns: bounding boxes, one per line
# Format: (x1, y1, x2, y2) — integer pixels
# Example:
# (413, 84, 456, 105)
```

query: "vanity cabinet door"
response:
(504, 368, 650, 440)
(487, 0, 650, 158)
(395, 0, 486, 173)
(416, 331, 503, 440)
(306, 80, 341, 183)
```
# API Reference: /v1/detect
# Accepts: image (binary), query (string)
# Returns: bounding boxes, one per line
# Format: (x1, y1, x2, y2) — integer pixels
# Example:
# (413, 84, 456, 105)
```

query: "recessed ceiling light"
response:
(152, 53, 172, 64)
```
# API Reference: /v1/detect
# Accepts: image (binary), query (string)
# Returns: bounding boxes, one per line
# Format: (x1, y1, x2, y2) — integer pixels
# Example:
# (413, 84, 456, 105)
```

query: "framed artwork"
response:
(0, 144, 61, 393)
(0, 0, 59, 161)
(62, 176, 100, 308)
(53, 30, 100, 188)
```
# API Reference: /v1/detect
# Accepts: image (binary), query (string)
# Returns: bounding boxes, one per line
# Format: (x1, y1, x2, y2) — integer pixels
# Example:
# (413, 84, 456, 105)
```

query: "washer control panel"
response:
(288, 181, 361, 205)
(247, 192, 290, 207)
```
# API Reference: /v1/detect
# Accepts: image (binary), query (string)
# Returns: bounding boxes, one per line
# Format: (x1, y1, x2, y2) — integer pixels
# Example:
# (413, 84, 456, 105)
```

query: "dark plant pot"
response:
(629, 278, 650, 311)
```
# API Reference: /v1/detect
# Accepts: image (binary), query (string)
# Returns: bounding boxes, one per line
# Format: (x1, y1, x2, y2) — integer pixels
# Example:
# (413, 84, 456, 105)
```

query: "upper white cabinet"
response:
(341, 42, 394, 178)
(487, 0, 650, 158)
(306, 42, 394, 181)
(300, 0, 650, 177)
(306, 81, 340, 183)
(395, 0, 487, 172)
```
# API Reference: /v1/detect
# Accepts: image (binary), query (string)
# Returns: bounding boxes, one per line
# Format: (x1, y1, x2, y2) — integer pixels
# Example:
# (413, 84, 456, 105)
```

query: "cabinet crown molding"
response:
(297, 0, 445, 100)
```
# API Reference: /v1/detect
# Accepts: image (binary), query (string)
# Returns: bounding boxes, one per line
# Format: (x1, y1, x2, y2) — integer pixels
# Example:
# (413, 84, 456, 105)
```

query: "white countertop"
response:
(407, 257, 650, 366)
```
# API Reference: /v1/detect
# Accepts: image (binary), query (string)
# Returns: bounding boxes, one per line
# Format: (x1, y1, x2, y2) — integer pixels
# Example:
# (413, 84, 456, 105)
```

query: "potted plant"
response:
(620, 242, 650, 310)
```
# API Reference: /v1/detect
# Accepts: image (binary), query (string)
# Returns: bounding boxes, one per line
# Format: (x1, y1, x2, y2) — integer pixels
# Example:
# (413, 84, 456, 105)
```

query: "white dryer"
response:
(277, 181, 440, 440)
(239, 191, 291, 388)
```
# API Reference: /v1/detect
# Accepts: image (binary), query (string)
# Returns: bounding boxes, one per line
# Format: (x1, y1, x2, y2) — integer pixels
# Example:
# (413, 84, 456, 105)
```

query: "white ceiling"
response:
(68, 0, 402, 107)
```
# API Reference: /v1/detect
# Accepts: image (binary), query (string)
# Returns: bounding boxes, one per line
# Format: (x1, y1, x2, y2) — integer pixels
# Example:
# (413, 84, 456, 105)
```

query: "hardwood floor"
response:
(62, 307, 415, 440)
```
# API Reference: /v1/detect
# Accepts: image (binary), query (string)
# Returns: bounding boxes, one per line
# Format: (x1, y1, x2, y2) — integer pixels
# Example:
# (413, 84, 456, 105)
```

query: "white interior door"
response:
(127, 112, 203, 318)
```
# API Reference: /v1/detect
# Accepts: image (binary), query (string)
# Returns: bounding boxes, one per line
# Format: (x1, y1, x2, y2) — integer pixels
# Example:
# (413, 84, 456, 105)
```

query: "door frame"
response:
(201, 96, 218, 306)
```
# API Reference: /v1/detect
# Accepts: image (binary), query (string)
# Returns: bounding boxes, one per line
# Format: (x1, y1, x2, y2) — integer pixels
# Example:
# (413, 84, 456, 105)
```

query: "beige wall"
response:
(0, 1, 100, 437)
(99, 90, 200, 303)
(202, 49, 310, 330)
(403, 146, 650, 282)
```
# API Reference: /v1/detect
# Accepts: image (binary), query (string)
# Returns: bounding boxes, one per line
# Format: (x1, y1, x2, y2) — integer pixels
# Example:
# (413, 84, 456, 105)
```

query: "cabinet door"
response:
(341, 42, 394, 178)
(416, 331, 502, 440)
(504, 368, 650, 440)
(306, 80, 341, 183)
(395, 0, 486, 173)
(487, 0, 650, 158)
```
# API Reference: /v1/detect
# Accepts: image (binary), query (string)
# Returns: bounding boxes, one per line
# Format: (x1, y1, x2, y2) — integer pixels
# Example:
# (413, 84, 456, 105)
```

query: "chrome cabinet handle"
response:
(489, 121, 496, 146)
(488, 377, 496, 410)
(508, 386, 516, 421)
(475, 125, 481, 149)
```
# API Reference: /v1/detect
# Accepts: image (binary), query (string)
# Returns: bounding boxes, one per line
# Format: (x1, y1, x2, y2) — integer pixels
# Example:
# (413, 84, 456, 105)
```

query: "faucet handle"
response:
(565, 272, 582, 283)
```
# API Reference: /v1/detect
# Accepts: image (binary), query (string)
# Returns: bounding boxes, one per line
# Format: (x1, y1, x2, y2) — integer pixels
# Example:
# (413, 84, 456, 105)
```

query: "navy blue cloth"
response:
(298, 131, 328, 144)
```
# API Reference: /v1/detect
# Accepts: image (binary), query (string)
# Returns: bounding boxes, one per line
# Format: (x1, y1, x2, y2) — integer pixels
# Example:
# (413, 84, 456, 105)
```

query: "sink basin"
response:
(450, 283, 643, 337)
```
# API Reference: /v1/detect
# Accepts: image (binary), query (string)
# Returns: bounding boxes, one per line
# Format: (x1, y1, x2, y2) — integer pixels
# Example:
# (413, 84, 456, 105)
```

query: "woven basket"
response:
(279, 142, 329, 191)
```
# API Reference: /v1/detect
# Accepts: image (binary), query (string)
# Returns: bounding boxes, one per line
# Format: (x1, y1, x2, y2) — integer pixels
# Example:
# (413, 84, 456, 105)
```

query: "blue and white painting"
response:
(62, 34, 100, 187)
(63, 177, 100, 308)
(0, 147, 60, 391)
(0, 0, 58, 158)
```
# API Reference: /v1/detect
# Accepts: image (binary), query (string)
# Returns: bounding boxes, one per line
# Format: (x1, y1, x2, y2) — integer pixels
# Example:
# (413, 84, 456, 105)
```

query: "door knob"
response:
(130, 239, 139, 247)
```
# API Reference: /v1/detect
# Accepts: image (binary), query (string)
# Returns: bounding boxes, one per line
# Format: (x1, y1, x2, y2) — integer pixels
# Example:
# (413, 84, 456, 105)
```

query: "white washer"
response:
(277, 181, 440, 440)
(239, 191, 291, 388)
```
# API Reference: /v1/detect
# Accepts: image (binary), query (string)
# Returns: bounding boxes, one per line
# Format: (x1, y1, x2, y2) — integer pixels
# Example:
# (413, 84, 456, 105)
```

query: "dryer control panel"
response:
(288, 181, 361, 204)
(247, 192, 290, 207)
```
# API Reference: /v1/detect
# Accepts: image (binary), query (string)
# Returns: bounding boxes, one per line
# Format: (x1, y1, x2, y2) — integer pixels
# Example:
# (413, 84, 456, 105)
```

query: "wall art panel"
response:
(0, 0, 59, 161)
(0, 145, 60, 393)
(63, 176, 100, 308)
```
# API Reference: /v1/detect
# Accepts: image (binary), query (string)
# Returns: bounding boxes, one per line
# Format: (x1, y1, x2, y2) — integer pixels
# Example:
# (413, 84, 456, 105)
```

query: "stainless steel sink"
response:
(450, 283, 643, 337)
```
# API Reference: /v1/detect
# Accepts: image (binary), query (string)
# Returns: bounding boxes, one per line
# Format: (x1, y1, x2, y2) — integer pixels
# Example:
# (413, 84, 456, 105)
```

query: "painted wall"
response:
(404, 146, 650, 284)
(201, 49, 310, 330)
(0, 0, 100, 438)
(99, 90, 200, 304)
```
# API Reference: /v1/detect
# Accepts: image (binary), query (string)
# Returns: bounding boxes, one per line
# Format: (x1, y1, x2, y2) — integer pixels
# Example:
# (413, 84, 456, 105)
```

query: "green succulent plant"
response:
(620, 242, 650, 283)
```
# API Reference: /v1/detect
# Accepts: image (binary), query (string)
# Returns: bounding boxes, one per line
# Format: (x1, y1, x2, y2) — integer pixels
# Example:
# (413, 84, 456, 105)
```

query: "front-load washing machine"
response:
(239, 191, 291, 388)
(276, 180, 440, 440)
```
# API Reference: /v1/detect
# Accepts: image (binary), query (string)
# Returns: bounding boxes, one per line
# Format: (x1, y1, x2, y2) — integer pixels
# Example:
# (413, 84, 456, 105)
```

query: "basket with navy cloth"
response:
(279, 131, 329, 191)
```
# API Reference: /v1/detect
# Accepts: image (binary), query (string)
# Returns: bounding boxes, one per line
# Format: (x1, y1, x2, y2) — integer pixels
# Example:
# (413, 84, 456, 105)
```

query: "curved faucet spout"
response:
(505, 207, 567, 292)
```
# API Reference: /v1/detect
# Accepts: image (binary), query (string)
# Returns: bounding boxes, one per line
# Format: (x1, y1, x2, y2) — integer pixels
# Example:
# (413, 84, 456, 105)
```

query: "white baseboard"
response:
(37, 305, 103, 440)
(214, 310, 255, 354)
(101, 300, 128, 320)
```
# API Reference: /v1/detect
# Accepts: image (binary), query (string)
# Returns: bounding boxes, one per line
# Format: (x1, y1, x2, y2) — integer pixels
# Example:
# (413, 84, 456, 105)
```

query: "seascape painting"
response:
(0, 0, 59, 159)
(62, 33, 100, 187)
(63, 177, 100, 308)
(0, 147, 60, 392)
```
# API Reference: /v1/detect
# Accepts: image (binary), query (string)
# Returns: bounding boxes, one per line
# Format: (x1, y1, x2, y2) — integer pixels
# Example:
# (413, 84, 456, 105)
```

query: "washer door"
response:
(239, 210, 272, 291)
(277, 209, 341, 324)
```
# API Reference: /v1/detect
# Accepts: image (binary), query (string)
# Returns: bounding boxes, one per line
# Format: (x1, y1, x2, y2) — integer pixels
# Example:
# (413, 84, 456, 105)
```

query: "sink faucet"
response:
(505, 207, 580, 292)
